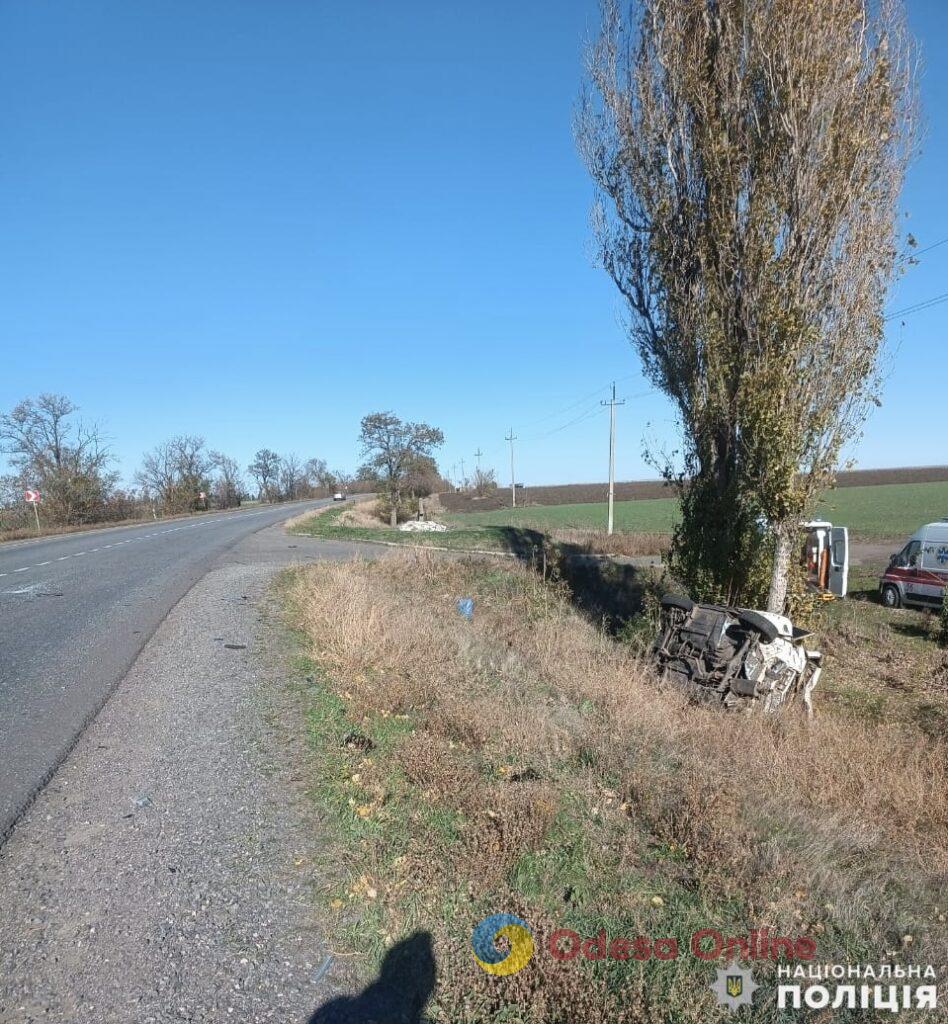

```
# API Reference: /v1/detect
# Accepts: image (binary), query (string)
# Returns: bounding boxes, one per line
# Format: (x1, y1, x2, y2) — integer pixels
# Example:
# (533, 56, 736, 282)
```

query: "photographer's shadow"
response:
(308, 931, 435, 1024)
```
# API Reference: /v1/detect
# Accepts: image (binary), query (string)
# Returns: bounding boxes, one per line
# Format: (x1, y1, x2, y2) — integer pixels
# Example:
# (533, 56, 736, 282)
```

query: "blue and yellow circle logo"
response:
(471, 913, 534, 975)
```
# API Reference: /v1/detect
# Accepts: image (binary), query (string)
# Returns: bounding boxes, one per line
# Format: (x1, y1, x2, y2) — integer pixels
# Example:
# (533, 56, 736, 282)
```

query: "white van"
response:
(879, 519, 948, 609)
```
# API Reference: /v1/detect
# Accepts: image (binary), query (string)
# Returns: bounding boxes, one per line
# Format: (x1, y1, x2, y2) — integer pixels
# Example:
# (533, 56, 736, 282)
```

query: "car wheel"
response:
(735, 609, 780, 644)
(881, 584, 901, 609)
(661, 594, 694, 613)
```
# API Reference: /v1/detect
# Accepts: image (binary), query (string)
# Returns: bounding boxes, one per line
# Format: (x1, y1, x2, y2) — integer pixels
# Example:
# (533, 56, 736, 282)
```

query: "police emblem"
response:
(711, 962, 758, 1010)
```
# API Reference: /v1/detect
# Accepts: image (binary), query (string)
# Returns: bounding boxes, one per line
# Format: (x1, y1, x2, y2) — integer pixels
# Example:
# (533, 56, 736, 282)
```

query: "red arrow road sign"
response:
(23, 489, 40, 503)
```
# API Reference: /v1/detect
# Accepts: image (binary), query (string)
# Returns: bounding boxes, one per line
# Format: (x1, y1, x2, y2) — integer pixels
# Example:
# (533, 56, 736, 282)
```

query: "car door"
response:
(828, 526, 848, 597)
(900, 540, 922, 600)
(917, 531, 948, 604)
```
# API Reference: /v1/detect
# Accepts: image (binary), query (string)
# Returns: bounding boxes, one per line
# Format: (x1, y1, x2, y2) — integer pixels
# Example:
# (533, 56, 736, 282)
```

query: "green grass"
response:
(279, 555, 937, 1023)
(291, 482, 948, 559)
(444, 498, 679, 534)
(281, 583, 752, 1021)
(290, 504, 544, 552)
(812, 480, 948, 538)
(448, 480, 948, 540)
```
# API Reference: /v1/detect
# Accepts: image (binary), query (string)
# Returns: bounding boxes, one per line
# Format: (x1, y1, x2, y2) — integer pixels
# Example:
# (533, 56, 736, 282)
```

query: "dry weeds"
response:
(288, 551, 947, 1021)
(547, 528, 671, 558)
(336, 498, 407, 529)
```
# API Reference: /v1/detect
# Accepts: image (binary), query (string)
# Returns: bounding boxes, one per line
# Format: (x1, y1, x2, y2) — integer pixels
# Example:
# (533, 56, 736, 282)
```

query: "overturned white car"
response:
(652, 594, 822, 715)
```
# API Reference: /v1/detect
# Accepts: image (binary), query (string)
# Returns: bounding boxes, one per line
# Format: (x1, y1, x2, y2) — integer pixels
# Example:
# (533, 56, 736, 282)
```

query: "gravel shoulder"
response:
(0, 526, 380, 1024)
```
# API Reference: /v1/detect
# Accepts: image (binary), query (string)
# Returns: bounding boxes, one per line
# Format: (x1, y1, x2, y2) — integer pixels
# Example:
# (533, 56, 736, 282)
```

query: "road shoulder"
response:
(0, 526, 367, 1023)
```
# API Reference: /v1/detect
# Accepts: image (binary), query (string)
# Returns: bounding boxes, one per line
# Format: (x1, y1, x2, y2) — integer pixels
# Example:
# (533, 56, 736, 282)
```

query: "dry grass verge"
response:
(548, 528, 671, 558)
(285, 552, 947, 1022)
(0, 510, 193, 544)
(337, 498, 386, 528)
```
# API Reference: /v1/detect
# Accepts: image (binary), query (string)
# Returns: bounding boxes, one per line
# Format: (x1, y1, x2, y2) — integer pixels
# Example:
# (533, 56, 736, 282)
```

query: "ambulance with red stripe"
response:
(879, 519, 948, 610)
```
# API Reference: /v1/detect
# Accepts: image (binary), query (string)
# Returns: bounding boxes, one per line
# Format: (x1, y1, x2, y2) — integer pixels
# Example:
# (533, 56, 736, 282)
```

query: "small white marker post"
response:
(24, 489, 41, 533)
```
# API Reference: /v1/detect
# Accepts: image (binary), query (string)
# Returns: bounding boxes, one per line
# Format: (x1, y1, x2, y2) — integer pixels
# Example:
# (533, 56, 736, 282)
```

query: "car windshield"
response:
(896, 540, 922, 566)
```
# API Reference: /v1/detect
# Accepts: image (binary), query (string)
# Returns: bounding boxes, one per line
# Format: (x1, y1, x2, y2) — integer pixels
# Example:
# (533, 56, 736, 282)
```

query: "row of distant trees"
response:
(136, 437, 352, 512)
(0, 394, 491, 535)
(0, 393, 358, 531)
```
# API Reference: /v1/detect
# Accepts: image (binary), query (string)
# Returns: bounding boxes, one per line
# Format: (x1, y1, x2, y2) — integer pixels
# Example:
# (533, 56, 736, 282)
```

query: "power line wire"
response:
(522, 386, 654, 441)
(474, 378, 656, 462)
(899, 235, 948, 263)
(884, 291, 948, 321)
(513, 372, 643, 433)
(524, 403, 607, 441)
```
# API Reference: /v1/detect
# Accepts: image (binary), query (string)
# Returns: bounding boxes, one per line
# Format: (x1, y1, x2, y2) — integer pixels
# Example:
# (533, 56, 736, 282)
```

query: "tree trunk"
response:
(390, 488, 398, 528)
(767, 524, 793, 614)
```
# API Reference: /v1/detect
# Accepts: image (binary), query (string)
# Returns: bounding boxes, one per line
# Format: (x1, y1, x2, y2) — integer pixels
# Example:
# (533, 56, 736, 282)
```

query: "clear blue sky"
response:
(0, 1, 944, 487)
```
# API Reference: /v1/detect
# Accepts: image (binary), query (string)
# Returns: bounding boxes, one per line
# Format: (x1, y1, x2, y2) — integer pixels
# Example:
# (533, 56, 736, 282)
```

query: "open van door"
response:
(829, 526, 849, 597)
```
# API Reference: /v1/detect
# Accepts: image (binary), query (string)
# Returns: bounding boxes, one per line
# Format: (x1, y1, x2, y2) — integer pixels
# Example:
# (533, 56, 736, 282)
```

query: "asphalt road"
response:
(0, 500, 331, 839)
(0, 516, 386, 1021)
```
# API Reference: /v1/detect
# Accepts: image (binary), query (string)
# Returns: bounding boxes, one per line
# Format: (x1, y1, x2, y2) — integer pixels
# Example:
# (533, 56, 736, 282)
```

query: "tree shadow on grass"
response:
(889, 618, 938, 642)
(492, 527, 655, 634)
(308, 931, 436, 1024)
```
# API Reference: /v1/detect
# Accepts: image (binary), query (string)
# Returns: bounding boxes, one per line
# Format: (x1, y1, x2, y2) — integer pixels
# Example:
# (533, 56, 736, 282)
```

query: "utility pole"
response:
(601, 382, 625, 535)
(473, 448, 484, 496)
(505, 429, 518, 508)
(459, 458, 466, 489)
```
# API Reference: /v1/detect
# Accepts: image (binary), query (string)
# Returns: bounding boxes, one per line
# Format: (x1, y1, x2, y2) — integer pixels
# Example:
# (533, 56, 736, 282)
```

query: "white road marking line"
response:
(0, 504, 313, 580)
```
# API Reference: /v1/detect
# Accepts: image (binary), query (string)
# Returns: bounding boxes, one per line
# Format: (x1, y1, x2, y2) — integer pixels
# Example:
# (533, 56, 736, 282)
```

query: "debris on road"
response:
(652, 594, 822, 715)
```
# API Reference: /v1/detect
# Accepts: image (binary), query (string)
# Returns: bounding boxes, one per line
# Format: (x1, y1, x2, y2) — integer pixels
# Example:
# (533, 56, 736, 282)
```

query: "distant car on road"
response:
(332, 492, 346, 502)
